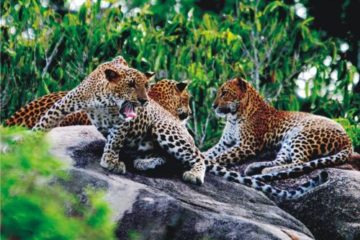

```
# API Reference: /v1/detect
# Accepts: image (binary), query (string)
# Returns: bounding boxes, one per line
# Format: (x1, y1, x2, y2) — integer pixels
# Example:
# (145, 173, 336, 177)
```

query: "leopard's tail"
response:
(252, 146, 352, 182)
(5, 92, 68, 128)
(206, 164, 328, 200)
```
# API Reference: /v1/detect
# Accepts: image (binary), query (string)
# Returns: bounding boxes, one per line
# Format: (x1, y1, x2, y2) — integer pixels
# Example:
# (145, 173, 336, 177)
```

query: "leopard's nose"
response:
(179, 112, 188, 120)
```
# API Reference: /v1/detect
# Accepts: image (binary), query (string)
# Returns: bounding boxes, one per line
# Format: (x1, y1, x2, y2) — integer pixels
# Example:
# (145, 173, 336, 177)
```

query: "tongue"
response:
(124, 106, 137, 119)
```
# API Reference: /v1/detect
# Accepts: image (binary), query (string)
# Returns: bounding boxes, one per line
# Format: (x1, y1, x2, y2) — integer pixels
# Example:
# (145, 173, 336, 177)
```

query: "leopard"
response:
(204, 77, 353, 184)
(127, 79, 193, 170)
(32, 56, 208, 186)
(5, 80, 191, 128)
(31, 57, 327, 199)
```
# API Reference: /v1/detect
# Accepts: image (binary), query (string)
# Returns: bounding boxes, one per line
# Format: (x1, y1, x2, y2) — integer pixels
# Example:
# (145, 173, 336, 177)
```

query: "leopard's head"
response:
(177, 84, 192, 122)
(91, 56, 154, 121)
(212, 77, 248, 117)
(148, 80, 192, 123)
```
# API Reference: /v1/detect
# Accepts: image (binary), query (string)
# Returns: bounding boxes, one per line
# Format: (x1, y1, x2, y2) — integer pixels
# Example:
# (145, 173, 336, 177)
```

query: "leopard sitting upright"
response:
(5, 80, 191, 128)
(205, 77, 353, 183)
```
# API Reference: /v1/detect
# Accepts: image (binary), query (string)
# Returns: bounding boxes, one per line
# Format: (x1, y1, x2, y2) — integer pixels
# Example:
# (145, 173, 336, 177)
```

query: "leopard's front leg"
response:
(182, 151, 206, 185)
(204, 122, 237, 160)
(100, 124, 129, 174)
(153, 125, 206, 185)
(204, 139, 233, 160)
(210, 144, 256, 166)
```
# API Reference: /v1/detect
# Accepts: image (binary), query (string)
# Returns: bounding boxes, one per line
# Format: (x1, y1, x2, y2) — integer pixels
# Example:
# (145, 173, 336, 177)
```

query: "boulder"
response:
(280, 169, 360, 240)
(47, 126, 314, 240)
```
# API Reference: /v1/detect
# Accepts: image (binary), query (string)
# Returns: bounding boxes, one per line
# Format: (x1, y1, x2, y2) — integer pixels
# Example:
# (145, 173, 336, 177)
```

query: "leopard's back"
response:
(5, 91, 68, 128)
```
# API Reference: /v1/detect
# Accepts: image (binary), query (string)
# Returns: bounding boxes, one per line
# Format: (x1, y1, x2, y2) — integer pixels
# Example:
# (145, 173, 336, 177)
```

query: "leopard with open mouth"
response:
(32, 56, 206, 185)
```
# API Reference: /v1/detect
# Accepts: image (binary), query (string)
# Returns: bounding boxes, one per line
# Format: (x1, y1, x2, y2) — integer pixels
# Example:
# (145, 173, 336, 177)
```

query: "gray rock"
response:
(280, 169, 360, 240)
(47, 126, 318, 240)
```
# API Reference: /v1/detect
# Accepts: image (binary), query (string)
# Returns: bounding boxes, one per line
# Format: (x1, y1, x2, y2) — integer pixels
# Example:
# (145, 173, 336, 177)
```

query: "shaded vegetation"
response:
(335, 118, 360, 151)
(0, 127, 115, 240)
(1, 0, 359, 151)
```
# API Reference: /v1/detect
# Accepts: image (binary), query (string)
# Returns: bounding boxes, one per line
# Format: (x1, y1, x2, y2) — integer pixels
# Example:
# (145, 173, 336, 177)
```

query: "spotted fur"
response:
(205, 77, 353, 187)
(5, 80, 191, 128)
(149, 80, 192, 122)
(206, 164, 328, 200)
(5, 92, 91, 128)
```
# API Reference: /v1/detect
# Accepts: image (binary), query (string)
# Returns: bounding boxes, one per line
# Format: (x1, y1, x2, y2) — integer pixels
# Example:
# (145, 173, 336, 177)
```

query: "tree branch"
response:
(41, 34, 65, 79)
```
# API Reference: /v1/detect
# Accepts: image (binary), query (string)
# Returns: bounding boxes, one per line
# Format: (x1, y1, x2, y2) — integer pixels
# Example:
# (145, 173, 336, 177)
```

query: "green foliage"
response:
(0, 127, 115, 240)
(335, 118, 360, 152)
(1, 0, 359, 149)
(128, 230, 143, 240)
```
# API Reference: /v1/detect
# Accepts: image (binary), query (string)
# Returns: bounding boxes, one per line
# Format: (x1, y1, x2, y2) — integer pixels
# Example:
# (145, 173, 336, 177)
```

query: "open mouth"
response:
(119, 101, 138, 121)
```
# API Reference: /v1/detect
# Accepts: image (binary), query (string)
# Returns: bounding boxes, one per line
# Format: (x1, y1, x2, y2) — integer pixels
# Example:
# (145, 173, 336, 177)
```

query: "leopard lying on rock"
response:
(205, 77, 353, 184)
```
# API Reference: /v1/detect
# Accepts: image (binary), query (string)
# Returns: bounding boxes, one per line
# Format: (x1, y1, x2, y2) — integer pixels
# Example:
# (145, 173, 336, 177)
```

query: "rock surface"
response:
(280, 169, 360, 240)
(47, 126, 314, 240)
(47, 126, 360, 240)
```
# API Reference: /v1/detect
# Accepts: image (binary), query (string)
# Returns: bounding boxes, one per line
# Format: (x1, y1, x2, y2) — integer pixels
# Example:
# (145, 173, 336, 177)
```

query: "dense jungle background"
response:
(1, 0, 359, 239)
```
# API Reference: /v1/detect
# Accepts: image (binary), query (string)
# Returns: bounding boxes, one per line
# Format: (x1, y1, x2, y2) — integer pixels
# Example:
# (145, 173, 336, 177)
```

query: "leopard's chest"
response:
(222, 118, 241, 145)
(86, 106, 121, 135)
(122, 109, 151, 148)
(123, 127, 149, 148)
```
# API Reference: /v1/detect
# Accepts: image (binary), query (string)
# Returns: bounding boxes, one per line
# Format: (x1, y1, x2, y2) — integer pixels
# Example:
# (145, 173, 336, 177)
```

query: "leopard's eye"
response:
(221, 91, 227, 97)
(128, 80, 136, 88)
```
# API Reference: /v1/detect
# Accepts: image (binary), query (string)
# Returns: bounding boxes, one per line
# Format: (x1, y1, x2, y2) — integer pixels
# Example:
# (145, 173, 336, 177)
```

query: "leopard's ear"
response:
(235, 77, 247, 93)
(104, 69, 123, 83)
(176, 81, 188, 92)
(145, 71, 156, 80)
(112, 56, 128, 67)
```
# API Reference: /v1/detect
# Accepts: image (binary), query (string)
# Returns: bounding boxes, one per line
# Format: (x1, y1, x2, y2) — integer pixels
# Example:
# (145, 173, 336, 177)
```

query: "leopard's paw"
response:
(183, 171, 204, 185)
(100, 155, 126, 174)
(133, 157, 166, 171)
(111, 161, 126, 174)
